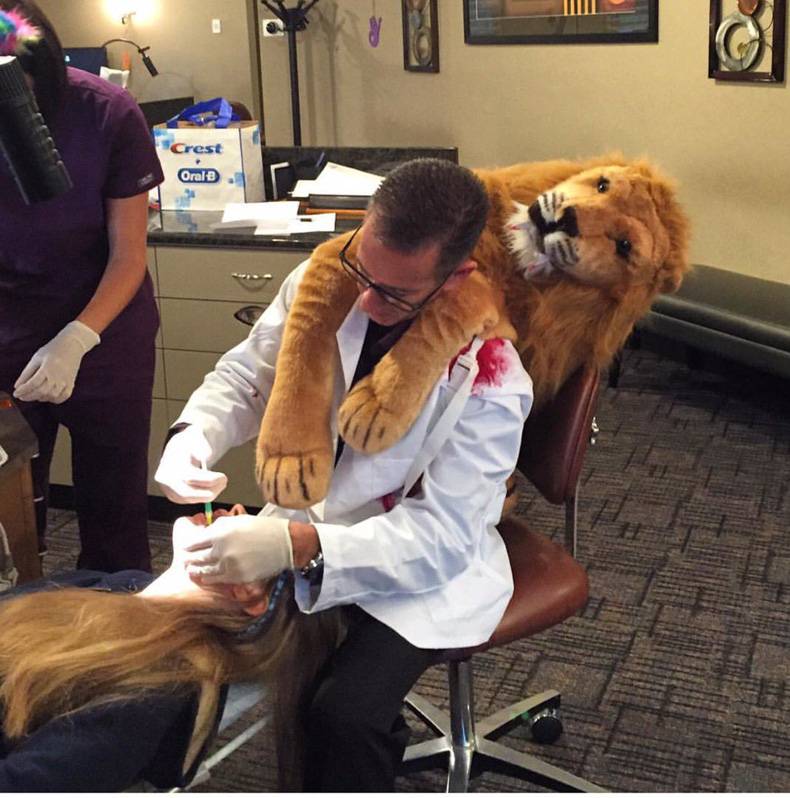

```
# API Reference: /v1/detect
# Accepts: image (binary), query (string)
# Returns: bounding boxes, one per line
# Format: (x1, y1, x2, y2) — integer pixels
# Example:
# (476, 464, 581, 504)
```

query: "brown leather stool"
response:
(518, 365, 601, 558)
(401, 367, 605, 792)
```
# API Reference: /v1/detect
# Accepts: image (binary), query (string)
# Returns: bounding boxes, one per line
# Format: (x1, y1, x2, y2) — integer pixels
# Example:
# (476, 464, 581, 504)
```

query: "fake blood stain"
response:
(449, 339, 510, 391)
(380, 492, 398, 512)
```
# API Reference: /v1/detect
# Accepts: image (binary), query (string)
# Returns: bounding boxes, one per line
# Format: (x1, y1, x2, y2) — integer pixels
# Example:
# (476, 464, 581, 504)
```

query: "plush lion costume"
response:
(256, 155, 690, 509)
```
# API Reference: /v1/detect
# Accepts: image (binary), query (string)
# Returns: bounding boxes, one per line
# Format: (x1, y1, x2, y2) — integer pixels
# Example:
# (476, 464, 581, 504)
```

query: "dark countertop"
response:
(0, 393, 38, 475)
(263, 146, 458, 177)
(148, 145, 458, 250)
(148, 209, 355, 250)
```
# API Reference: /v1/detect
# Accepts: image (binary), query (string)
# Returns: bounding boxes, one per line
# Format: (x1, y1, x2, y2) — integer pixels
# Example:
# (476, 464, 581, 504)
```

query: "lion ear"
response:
(659, 262, 685, 294)
(645, 171, 691, 295)
(657, 243, 690, 294)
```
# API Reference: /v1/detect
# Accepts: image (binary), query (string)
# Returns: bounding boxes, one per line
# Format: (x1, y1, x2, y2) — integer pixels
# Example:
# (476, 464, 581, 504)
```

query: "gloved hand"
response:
(13, 320, 100, 404)
(180, 514, 294, 585)
(154, 425, 228, 504)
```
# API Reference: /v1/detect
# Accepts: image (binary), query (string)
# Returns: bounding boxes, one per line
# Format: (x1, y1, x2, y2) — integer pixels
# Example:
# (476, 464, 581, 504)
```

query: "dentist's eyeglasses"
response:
(338, 226, 449, 314)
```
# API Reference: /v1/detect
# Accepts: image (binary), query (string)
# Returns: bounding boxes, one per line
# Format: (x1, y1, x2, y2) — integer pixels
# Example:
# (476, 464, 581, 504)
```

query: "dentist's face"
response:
(349, 213, 445, 326)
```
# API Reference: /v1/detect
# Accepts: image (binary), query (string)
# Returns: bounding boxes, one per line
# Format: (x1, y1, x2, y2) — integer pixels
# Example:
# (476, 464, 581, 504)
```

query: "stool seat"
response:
(492, 517, 589, 648)
(446, 517, 589, 659)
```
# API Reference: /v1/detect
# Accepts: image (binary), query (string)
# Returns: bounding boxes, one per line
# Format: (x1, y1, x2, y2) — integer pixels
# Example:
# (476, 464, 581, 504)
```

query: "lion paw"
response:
(256, 448, 334, 509)
(338, 378, 415, 454)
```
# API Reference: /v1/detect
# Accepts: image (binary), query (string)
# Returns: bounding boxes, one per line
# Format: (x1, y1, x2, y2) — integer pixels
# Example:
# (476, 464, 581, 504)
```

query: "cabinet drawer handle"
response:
(234, 305, 265, 326)
(232, 272, 273, 282)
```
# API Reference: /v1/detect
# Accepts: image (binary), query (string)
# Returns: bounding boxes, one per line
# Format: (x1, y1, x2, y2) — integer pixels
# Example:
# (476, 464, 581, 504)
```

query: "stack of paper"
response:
(212, 202, 336, 235)
(291, 162, 383, 200)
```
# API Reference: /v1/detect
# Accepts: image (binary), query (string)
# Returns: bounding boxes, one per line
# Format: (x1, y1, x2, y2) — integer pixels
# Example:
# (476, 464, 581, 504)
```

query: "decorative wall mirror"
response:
(708, 0, 786, 82)
(402, 0, 439, 72)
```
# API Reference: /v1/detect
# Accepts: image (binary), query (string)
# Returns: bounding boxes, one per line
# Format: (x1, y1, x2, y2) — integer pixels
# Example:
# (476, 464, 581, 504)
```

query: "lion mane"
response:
(256, 155, 690, 509)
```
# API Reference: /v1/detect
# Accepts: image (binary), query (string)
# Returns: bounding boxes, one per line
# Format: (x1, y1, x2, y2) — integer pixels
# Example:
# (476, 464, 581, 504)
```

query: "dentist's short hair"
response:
(369, 158, 489, 279)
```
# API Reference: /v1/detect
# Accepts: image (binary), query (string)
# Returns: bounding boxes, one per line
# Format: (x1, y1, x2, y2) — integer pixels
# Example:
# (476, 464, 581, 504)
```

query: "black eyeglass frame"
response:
(338, 226, 451, 314)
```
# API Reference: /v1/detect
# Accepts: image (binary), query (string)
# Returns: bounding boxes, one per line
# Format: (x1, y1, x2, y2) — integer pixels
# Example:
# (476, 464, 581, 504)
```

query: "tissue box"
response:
(153, 121, 264, 211)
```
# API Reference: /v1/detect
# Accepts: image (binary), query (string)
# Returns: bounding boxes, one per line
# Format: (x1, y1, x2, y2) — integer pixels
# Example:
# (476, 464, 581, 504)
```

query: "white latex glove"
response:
(154, 425, 228, 504)
(181, 514, 294, 585)
(13, 320, 100, 404)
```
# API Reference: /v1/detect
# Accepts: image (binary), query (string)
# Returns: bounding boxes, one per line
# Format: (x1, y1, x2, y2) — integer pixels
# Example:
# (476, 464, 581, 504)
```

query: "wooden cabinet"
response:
(0, 393, 42, 583)
(0, 463, 41, 583)
(162, 350, 220, 400)
(51, 244, 306, 509)
(157, 246, 306, 506)
(155, 246, 300, 304)
(159, 298, 259, 353)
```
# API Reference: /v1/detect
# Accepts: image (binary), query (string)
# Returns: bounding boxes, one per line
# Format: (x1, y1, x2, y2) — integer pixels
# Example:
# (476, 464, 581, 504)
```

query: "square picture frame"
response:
(402, 0, 440, 72)
(463, 0, 658, 45)
(708, 0, 786, 82)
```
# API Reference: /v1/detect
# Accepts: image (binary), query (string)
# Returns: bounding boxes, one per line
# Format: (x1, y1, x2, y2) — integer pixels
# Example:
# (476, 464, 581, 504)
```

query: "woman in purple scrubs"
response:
(0, 1, 164, 571)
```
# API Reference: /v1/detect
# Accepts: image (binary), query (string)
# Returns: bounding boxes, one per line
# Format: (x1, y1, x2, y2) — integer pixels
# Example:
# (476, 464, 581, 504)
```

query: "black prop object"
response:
(260, 0, 319, 145)
(100, 38, 159, 77)
(0, 55, 72, 204)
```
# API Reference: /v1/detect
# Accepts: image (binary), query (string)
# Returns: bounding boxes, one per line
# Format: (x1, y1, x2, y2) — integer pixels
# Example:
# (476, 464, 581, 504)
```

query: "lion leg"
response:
(338, 271, 505, 454)
(257, 236, 358, 508)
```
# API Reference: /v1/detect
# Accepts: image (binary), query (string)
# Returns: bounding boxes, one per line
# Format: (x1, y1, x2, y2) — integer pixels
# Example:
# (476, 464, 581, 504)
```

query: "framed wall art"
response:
(708, 0, 786, 82)
(402, 0, 439, 72)
(463, 0, 658, 45)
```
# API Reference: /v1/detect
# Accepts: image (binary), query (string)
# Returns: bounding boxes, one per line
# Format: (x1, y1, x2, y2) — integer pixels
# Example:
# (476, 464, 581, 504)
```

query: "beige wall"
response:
(38, 1, 789, 284)
(38, 0, 256, 110)
(259, 1, 789, 285)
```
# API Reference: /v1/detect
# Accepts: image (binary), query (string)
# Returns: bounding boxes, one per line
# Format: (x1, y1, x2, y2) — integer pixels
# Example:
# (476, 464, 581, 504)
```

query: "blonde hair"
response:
(0, 580, 342, 783)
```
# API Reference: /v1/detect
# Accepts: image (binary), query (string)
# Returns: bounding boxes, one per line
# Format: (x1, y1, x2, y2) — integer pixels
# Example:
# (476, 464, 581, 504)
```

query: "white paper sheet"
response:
(310, 162, 383, 197)
(254, 213, 336, 235)
(211, 200, 335, 236)
(249, 219, 294, 235)
(290, 179, 319, 199)
(212, 202, 299, 231)
(289, 213, 336, 234)
(219, 201, 300, 225)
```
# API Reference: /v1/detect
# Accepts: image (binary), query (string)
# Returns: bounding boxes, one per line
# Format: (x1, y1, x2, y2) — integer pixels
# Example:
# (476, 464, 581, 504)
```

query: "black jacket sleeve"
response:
(0, 691, 195, 792)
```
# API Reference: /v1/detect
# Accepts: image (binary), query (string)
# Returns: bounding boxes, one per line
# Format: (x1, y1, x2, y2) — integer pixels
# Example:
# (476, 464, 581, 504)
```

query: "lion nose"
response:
(557, 206, 579, 237)
(528, 200, 550, 235)
(528, 200, 580, 239)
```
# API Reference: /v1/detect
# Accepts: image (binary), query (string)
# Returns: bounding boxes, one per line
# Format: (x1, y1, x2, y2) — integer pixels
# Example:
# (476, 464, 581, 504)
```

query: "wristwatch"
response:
(299, 549, 324, 585)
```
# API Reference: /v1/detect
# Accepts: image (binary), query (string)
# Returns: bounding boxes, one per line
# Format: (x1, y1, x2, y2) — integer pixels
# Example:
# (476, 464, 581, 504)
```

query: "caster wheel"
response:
(529, 708, 563, 744)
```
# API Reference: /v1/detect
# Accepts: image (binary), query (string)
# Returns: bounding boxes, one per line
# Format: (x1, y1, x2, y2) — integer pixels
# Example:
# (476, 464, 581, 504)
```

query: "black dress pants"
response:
(303, 605, 444, 792)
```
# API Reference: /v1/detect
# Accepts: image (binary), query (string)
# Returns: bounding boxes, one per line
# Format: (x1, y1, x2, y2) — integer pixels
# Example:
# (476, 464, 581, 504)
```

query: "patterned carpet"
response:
(42, 345, 790, 792)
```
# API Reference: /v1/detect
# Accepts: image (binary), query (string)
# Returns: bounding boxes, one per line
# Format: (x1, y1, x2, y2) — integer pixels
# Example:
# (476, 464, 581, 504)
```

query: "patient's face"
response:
(140, 506, 271, 616)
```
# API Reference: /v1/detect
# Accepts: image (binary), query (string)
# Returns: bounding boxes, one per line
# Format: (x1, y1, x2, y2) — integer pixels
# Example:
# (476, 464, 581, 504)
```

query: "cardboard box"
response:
(153, 121, 264, 211)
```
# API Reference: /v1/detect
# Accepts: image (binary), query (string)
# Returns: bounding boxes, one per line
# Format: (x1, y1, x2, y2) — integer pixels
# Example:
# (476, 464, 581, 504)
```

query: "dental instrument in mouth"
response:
(200, 458, 213, 525)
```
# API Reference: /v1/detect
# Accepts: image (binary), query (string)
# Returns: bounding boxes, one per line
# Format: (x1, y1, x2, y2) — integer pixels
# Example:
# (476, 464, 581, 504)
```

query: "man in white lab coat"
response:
(155, 159, 533, 791)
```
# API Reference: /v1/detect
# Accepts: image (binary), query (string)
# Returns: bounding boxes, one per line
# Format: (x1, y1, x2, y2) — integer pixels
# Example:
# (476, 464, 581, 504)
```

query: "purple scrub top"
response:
(0, 68, 164, 397)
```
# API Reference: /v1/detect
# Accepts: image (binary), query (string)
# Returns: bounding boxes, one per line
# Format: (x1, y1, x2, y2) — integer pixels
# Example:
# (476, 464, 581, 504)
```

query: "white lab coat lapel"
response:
(303, 300, 368, 523)
(315, 302, 468, 521)
(336, 298, 369, 393)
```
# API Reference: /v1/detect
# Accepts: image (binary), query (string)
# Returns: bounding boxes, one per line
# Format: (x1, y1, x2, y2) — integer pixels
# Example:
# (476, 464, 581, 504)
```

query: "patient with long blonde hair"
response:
(0, 506, 339, 791)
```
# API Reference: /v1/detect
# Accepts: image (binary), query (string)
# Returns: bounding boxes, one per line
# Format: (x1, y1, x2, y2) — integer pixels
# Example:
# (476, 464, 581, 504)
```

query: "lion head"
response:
(507, 161, 690, 299)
